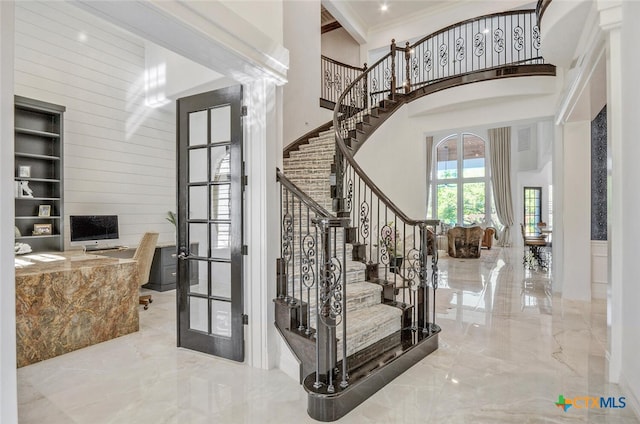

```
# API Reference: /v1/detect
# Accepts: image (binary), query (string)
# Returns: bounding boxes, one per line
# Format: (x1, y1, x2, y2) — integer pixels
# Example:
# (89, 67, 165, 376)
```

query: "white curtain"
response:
(488, 127, 514, 246)
(425, 136, 434, 216)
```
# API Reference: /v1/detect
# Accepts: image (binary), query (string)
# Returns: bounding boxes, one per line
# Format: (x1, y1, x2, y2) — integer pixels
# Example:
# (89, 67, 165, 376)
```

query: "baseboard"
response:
(591, 240, 608, 299)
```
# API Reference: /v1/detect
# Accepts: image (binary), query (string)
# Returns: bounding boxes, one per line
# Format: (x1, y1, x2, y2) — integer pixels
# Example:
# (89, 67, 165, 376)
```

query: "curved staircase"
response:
(276, 7, 556, 421)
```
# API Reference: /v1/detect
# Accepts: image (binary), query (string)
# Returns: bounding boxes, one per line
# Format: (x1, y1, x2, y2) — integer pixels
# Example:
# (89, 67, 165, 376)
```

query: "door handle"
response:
(177, 247, 190, 260)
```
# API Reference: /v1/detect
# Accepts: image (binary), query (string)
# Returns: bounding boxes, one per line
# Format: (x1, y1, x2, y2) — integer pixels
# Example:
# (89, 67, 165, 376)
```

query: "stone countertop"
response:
(15, 251, 140, 367)
(15, 252, 136, 276)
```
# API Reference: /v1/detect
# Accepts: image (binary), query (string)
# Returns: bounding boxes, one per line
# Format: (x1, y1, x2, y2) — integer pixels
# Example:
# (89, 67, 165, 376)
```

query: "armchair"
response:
(482, 227, 496, 249)
(447, 226, 484, 258)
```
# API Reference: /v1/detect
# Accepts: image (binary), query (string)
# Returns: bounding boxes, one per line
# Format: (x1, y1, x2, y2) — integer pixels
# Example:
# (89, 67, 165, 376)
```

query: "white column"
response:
(596, 0, 623, 384)
(552, 124, 564, 294)
(561, 121, 591, 300)
(243, 79, 282, 369)
(0, 2, 17, 423)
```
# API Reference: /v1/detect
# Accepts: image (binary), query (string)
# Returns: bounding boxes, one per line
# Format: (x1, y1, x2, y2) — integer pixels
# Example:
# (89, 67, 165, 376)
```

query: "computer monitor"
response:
(69, 215, 119, 250)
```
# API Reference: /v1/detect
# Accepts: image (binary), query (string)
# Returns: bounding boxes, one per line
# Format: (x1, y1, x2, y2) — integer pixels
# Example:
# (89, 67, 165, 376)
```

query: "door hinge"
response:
(242, 161, 248, 189)
(242, 314, 249, 325)
(242, 245, 248, 255)
(241, 105, 248, 116)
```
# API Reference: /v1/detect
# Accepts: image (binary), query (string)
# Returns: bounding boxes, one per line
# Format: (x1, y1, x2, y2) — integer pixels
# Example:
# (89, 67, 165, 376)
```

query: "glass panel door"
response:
(176, 86, 244, 362)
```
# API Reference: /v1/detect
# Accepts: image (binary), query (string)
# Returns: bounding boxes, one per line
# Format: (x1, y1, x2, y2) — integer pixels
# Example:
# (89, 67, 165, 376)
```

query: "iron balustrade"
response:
(321, 56, 367, 108)
(277, 170, 351, 392)
(331, 10, 547, 348)
(280, 8, 551, 401)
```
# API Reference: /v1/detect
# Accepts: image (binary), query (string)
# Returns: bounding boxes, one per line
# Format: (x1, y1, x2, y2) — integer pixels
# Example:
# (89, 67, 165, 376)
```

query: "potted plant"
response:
(380, 221, 404, 272)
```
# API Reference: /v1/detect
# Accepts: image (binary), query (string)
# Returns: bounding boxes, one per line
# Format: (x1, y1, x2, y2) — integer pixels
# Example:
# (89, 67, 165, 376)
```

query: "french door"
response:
(176, 86, 244, 362)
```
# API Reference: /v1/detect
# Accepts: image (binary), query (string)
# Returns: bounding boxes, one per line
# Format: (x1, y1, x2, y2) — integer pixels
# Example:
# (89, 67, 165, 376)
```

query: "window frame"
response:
(523, 186, 542, 236)
(430, 132, 493, 226)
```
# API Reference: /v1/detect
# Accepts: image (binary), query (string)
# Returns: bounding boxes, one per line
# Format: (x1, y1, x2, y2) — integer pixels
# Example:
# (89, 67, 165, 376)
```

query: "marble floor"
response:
(17, 247, 639, 423)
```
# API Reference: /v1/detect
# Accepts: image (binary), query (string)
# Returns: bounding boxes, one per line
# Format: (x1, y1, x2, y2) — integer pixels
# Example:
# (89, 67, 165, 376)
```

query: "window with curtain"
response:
(431, 133, 493, 226)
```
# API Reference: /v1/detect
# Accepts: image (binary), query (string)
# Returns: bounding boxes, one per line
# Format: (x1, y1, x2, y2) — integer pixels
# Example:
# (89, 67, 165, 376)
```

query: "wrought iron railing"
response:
(279, 7, 552, 403)
(536, 0, 552, 26)
(277, 169, 351, 391)
(321, 56, 367, 108)
(330, 9, 549, 362)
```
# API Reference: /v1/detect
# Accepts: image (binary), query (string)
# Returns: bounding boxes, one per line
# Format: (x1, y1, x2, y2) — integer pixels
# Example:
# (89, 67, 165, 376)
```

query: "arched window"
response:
(430, 133, 495, 226)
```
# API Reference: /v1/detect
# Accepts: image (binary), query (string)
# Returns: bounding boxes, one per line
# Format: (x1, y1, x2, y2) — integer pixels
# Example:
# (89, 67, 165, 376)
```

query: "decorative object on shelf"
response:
(38, 205, 51, 217)
(33, 223, 52, 235)
(19, 180, 34, 198)
(15, 226, 22, 238)
(15, 96, 65, 252)
(14, 242, 32, 255)
(18, 165, 31, 178)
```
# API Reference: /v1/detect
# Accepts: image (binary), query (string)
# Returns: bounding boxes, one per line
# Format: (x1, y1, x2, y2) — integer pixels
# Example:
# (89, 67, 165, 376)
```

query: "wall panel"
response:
(14, 1, 176, 248)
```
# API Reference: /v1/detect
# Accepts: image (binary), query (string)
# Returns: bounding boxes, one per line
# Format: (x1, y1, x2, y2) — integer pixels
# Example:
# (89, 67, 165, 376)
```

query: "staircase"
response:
(276, 7, 556, 422)
(281, 129, 403, 359)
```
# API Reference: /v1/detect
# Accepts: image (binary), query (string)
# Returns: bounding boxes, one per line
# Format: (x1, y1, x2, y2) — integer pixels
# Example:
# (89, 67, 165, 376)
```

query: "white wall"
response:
(14, 1, 176, 248)
(220, 0, 283, 45)
(0, 2, 17, 423)
(364, 0, 533, 52)
(321, 27, 361, 66)
(283, 0, 331, 145)
(356, 79, 559, 246)
(561, 121, 591, 301)
(620, 0, 640, 413)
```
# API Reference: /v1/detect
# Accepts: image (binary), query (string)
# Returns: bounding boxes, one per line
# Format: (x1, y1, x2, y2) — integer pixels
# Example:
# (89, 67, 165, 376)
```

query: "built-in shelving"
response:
(14, 96, 65, 253)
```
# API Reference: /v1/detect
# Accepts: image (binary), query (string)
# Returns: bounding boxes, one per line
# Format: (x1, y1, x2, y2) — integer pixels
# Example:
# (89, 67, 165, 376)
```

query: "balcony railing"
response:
(321, 55, 367, 109)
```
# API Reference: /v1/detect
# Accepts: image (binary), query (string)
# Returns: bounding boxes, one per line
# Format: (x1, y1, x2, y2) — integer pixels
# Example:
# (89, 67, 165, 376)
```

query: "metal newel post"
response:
(363, 62, 368, 110)
(418, 222, 429, 333)
(404, 41, 411, 93)
(390, 39, 396, 100)
(312, 218, 337, 391)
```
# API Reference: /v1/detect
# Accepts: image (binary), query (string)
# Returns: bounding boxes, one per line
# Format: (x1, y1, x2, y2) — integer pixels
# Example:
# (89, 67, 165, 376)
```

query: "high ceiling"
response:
(335, 0, 455, 31)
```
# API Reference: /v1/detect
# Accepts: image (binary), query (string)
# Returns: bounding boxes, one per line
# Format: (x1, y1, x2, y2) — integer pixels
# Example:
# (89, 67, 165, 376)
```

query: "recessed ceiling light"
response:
(380, 4, 388, 12)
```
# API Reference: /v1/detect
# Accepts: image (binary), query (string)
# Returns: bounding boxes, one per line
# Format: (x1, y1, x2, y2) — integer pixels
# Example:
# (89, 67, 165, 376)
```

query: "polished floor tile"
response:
(17, 247, 639, 423)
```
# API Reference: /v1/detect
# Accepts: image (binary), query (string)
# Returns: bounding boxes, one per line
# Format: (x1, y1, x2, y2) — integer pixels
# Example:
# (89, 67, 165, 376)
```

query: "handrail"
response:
(283, 120, 333, 158)
(276, 168, 333, 218)
(321, 55, 366, 72)
(333, 53, 430, 227)
(333, 8, 546, 227)
(321, 55, 368, 109)
(536, 0, 552, 25)
(411, 9, 538, 47)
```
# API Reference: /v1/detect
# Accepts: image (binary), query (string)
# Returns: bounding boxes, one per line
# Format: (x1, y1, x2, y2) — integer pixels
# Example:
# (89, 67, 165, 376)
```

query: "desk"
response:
(93, 243, 197, 292)
(15, 252, 138, 367)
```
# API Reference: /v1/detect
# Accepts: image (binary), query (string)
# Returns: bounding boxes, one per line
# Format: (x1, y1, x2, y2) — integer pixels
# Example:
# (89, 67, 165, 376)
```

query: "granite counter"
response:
(15, 252, 139, 367)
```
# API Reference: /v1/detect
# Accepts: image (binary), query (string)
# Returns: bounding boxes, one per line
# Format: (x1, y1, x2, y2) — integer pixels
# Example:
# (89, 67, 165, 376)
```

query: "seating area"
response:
(447, 226, 484, 258)
(445, 226, 497, 258)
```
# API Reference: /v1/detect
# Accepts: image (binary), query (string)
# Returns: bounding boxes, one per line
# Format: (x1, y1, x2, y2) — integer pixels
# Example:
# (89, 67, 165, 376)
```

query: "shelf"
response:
(15, 216, 61, 220)
(15, 127, 60, 138)
(15, 96, 65, 253)
(15, 235, 60, 240)
(14, 177, 61, 183)
(15, 197, 60, 201)
(15, 152, 60, 161)
(15, 177, 61, 183)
